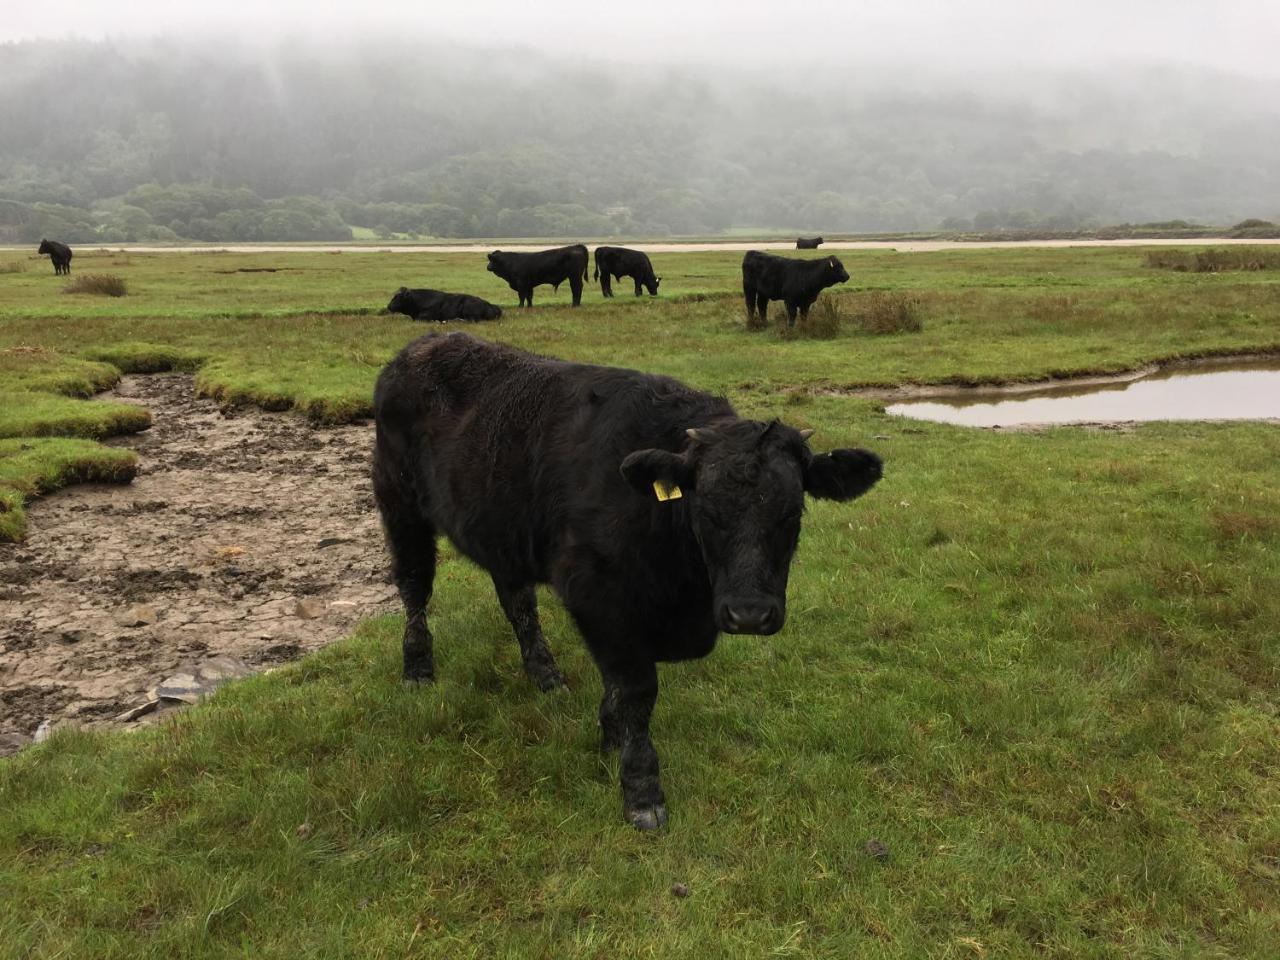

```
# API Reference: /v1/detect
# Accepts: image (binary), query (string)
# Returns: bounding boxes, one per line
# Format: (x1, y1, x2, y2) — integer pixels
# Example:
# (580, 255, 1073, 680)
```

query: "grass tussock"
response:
(1145, 247, 1280, 272)
(0, 437, 138, 540)
(849, 290, 925, 334)
(0, 260, 27, 274)
(778, 294, 844, 340)
(63, 273, 128, 297)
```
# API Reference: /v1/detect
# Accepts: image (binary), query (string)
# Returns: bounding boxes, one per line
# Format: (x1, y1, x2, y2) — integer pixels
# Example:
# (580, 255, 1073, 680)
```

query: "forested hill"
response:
(2, 38, 1278, 242)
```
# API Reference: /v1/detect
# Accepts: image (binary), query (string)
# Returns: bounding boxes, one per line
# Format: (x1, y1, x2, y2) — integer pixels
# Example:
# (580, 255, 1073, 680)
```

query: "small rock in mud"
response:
(295, 598, 327, 620)
(118, 604, 159, 627)
(670, 883, 690, 898)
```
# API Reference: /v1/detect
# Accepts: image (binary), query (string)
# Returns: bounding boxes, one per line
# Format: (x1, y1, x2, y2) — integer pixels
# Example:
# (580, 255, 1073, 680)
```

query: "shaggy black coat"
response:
(486, 244, 589, 307)
(593, 246, 660, 297)
(386, 287, 502, 322)
(742, 250, 850, 327)
(37, 239, 72, 275)
(372, 331, 882, 830)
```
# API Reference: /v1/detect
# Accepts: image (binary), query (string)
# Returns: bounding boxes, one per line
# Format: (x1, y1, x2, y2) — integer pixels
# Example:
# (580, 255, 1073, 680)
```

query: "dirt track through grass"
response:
(0, 375, 394, 740)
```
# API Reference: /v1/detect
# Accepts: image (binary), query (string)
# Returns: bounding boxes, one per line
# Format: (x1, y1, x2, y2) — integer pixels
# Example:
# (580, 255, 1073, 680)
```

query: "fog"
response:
(5, 1, 1280, 78)
(2, 2, 1278, 241)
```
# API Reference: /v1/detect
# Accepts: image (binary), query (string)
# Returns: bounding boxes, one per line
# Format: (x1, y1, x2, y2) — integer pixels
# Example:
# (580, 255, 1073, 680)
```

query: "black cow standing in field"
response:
(796, 237, 824, 250)
(373, 332, 882, 829)
(486, 244, 589, 307)
(594, 246, 661, 297)
(742, 250, 850, 328)
(37, 239, 72, 275)
(387, 287, 502, 322)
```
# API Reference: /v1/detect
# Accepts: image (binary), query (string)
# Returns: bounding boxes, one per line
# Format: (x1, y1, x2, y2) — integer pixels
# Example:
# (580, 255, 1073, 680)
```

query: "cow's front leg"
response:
(785, 302, 799, 328)
(604, 661, 665, 829)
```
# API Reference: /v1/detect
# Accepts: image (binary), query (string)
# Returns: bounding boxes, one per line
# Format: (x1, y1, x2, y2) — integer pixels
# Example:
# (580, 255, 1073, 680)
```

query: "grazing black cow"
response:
(594, 246, 661, 297)
(796, 237, 824, 250)
(486, 244, 588, 307)
(37, 239, 72, 275)
(386, 287, 502, 322)
(742, 251, 850, 328)
(373, 332, 882, 829)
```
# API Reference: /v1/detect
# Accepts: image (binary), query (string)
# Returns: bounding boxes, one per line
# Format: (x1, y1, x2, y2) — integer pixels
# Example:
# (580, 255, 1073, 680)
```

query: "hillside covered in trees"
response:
(1, 38, 1278, 242)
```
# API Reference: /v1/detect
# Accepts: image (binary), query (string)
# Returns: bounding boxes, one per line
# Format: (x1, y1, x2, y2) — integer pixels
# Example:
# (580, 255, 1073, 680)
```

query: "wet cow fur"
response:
(594, 246, 661, 297)
(372, 331, 882, 829)
(486, 244, 589, 307)
(386, 287, 502, 322)
(796, 237, 824, 249)
(37, 239, 72, 275)
(742, 250, 850, 328)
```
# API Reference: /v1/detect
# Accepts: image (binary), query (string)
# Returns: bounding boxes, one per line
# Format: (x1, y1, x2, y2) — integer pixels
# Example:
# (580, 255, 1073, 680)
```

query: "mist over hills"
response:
(2, 37, 1277, 242)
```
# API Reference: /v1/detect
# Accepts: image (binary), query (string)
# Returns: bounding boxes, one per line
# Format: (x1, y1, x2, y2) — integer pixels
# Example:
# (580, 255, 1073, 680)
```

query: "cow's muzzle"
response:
(718, 598, 784, 636)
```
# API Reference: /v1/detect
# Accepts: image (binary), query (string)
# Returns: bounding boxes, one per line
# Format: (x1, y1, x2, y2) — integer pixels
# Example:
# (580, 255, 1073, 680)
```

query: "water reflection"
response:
(887, 359, 1280, 427)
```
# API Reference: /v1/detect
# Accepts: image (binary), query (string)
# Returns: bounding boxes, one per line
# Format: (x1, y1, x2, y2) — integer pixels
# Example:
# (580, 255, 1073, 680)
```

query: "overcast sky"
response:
(4, 0, 1279, 78)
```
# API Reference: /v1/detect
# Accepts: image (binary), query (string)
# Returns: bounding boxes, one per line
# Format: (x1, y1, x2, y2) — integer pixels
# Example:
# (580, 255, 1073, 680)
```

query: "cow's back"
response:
(374, 333, 730, 586)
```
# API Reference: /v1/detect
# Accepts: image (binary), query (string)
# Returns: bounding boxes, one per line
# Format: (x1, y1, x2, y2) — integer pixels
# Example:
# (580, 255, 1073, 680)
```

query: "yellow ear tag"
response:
(653, 479, 683, 502)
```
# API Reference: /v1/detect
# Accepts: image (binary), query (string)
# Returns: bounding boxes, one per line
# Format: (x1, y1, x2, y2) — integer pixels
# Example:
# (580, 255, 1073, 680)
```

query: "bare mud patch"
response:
(0, 374, 396, 747)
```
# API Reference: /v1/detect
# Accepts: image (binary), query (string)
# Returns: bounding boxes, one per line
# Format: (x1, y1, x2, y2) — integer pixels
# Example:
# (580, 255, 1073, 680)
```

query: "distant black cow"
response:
(387, 287, 502, 322)
(373, 332, 882, 829)
(796, 237, 824, 249)
(594, 246, 661, 297)
(742, 251, 850, 328)
(37, 239, 72, 275)
(486, 244, 588, 307)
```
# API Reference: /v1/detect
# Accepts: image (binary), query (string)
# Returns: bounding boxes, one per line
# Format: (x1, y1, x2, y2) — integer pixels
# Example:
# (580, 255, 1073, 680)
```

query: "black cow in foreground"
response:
(742, 250, 850, 328)
(796, 237, 824, 250)
(594, 246, 661, 297)
(486, 244, 588, 307)
(373, 332, 882, 829)
(37, 239, 72, 275)
(387, 287, 502, 322)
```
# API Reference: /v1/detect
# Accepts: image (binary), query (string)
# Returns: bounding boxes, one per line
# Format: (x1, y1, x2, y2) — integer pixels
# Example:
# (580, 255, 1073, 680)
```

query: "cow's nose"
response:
(721, 600, 782, 635)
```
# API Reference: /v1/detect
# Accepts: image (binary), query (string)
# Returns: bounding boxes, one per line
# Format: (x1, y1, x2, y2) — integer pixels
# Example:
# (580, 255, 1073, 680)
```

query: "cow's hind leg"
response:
(492, 579, 568, 692)
(374, 466, 438, 683)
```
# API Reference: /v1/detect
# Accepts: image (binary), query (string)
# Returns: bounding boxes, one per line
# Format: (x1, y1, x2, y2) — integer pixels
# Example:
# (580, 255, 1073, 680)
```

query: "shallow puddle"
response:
(887, 359, 1280, 427)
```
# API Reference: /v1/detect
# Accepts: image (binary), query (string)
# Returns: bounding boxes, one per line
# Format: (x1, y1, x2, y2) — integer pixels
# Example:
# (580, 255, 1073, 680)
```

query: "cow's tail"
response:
(593, 250, 599, 282)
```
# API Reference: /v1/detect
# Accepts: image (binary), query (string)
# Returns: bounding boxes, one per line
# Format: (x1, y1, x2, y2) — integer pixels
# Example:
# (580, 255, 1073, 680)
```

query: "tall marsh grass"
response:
(62, 274, 128, 296)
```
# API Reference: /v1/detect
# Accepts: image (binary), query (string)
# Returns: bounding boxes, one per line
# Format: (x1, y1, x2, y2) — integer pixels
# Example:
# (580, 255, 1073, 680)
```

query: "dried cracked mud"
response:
(0, 375, 397, 748)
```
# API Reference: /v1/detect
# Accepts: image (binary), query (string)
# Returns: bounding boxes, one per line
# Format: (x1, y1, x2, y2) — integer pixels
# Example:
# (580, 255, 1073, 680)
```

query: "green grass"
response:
(1, 247, 1279, 956)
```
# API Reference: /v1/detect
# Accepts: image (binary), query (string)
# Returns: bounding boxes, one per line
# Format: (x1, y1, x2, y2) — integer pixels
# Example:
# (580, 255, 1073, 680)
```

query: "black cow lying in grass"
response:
(796, 236, 824, 249)
(372, 332, 882, 829)
(594, 246, 661, 297)
(37, 239, 72, 275)
(742, 251, 850, 328)
(486, 244, 589, 307)
(386, 287, 502, 322)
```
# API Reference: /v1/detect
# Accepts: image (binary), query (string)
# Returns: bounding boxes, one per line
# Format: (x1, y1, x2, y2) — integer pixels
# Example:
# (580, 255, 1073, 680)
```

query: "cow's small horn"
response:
(798, 428, 815, 441)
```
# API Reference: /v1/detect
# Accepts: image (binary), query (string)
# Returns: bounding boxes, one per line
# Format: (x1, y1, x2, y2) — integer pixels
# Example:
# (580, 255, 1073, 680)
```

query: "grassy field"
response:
(1, 246, 1279, 957)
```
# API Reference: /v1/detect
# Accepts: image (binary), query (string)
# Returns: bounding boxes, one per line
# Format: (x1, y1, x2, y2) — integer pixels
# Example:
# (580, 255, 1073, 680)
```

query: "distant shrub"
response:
(1231, 218, 1276, 231)
(1145, 248, 1280, 272)
(850, 292, 924, 334)
(63, 274, 127, 296)
(0, 260, 26, 274)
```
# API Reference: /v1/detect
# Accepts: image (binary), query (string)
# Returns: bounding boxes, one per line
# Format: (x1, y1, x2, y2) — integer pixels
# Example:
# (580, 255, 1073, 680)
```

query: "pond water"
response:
(886, 359, 1280, 427)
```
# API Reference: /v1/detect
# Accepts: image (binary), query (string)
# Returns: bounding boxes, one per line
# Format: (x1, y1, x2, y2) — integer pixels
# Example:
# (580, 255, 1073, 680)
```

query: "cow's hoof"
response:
(625, 804, 668, 831)
(535, 672, 570, 694)
(402, 672, 435, 687)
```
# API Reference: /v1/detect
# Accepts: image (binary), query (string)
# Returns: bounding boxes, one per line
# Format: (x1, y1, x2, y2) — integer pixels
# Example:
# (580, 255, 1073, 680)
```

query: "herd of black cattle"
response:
(36, 236, 847, 329)
(385, 240, 848, 329)
(33, 231, 874, 831)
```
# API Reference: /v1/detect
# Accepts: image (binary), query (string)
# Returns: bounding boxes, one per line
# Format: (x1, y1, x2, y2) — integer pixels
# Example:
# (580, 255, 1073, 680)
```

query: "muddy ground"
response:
(0, 375, 398, 747)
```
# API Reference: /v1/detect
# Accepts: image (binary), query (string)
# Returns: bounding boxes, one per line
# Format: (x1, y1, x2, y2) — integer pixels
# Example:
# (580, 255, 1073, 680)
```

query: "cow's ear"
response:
(828, 257, 837, 268)
(803, 448, 882, 501)
(620, 448, 695, 497)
